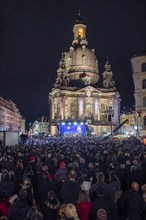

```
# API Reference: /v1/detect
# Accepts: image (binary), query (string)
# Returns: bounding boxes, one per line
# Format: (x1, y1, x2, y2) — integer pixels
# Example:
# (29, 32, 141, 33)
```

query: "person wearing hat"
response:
(96, 209, 107, 220)
(89, 185, 117, 220)
(89, 172, 114, 201)
(43, 191, 60, 220)
(55, 161, 68, 184)
(8, 189, 30, 220)
(54, 161, 68, 196)
(37, 170, 55, 214)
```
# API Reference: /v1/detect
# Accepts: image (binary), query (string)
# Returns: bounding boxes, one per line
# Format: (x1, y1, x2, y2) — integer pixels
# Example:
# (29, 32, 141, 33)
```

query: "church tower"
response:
(49, 14, 120, 136)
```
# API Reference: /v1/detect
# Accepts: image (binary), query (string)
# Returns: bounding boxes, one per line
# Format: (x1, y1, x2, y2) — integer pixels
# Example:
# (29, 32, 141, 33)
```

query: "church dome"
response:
(65, 45, 99, 85)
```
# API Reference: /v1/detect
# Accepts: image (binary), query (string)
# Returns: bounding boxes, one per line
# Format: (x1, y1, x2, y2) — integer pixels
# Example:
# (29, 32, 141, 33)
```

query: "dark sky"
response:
(0, 0, 146, 127)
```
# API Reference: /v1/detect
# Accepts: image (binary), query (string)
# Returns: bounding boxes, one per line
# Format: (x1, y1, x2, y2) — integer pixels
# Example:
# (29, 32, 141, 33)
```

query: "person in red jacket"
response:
(77, 190, 92, 220)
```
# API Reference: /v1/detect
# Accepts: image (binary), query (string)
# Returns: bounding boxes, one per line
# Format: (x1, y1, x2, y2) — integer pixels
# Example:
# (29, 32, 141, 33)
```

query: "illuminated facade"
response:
(49, 14, 120, 136)
(30, 117, 49, 135)
(0, 97, 22, 131)
(120, 113, 136, 135)
(131, 52, 146, 137)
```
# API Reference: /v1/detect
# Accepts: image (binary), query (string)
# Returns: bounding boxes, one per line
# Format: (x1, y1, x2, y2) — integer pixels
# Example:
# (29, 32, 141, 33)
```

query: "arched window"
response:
(142, 79, 146, 89)
(142, 63, 146, 72)
(71, 103, 75, 113)
(143, 97, 146, 107)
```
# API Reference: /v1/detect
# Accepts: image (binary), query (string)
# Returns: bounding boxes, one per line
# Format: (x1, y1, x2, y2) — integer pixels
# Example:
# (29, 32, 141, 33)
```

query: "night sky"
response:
(0, 0, 146, 127)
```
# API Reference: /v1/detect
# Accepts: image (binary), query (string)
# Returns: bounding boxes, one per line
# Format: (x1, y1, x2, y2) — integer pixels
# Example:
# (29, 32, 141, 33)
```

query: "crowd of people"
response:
(0, 136, 146, 220)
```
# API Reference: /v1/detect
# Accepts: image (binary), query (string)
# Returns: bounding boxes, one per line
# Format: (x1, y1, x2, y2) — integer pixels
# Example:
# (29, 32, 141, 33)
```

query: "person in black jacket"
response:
(61, 170, 81, 205)
(43, 191, 60, 220)
(8, 189, 30, 220)
(118, 182, 146, 220)
(0, 173, 15, 199)
(89, 185, 118, 220)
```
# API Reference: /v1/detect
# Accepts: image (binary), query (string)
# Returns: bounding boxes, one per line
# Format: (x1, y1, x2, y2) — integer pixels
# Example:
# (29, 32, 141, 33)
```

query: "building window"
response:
(71, 103, 76, 119)
(142, 63, 146, 72)
(71, 103, 75, 113)
(86, 103, 91, 116)
(142, 79, 146, 89)
(101, 104, 105, 113)
(143, 97, 146, 107)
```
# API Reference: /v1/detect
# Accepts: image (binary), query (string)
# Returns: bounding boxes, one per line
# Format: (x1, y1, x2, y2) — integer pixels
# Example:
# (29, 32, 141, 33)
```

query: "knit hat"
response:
(29, 156, 35, 163)
(48, 173, 53, 181)
(60, 161, 66, 168)
(97, 209, 107, 220)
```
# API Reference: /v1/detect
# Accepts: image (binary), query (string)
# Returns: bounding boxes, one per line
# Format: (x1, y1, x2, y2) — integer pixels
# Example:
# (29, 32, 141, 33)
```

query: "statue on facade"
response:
(102, 59, 115, 88)
(53, 52, 70, 88)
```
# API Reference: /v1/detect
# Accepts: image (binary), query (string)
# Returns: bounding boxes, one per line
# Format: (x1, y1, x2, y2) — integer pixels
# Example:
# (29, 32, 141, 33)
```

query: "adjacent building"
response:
(30, 116, 49, 135)
(131, 52, 146, 137)
(0, 96, 22, 131)
(49, 14, 121, 136)
(120, 112, 136, 136)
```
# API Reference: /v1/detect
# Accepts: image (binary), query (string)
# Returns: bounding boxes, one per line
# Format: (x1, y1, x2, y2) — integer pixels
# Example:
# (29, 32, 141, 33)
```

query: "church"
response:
(49, 14, 120, 136)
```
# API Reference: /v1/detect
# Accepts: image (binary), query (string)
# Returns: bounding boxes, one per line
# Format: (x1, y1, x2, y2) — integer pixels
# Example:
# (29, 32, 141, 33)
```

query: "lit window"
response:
(78, 27, 83, 38)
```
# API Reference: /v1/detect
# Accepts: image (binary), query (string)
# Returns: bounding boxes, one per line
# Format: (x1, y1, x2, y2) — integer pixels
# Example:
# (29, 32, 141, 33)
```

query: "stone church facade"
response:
(49, 14, 120, 136)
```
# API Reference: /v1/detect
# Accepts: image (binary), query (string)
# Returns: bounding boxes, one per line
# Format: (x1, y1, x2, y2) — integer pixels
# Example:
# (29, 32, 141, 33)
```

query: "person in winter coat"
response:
(77, 189, 92, 220)
(0, 191, 11, 217)
(124, 165, 144, 191)
(108, 171, 122, 203)
(20, 177, 36, 207)
(118, 182, 146, 220)
(89, 172, 114, 201)
(8, 189, 30, 220)
(89, 185, 118, 220)
(37, 170, 55, 209)
(61, 170, 81, 205)
(55, 161, 68, 196)
(43, 191, 60, 220)
(0, 173, 15, 198)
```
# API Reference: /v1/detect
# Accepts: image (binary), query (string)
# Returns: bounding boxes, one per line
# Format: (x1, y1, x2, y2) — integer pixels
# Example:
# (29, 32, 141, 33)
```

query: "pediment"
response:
(77, 86, 101, 94)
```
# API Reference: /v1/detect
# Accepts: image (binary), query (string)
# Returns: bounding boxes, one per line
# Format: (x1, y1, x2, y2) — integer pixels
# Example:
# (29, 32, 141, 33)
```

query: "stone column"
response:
(94, 98, 99, 120)
(78, 97, 84, 119)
